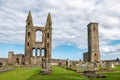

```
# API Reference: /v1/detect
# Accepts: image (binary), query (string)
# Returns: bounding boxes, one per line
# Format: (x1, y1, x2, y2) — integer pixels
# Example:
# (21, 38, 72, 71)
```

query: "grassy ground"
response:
(0, 66, 120, 80)
(0, 66, 87, 80)
(27, 67, 87, 80)
(0, 67, 40, 80)
(91, 65, 120, 80)
(112, 65, 120, 71)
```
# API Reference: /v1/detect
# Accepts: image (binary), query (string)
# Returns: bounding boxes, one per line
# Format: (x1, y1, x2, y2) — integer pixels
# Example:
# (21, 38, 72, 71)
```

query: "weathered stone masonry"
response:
(84, 23, 100, 63)
(25, 11, 52, 65)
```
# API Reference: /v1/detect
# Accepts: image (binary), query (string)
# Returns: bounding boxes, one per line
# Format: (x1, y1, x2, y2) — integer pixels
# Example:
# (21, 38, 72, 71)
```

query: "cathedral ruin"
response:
(0, 11, 119, 73)
(25, 11, 52, 66)
(7, 11, 52, 73)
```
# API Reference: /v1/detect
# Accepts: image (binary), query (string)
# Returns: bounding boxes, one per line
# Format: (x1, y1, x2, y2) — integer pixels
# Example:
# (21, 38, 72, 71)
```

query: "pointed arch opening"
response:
(36, 31, 42, 42)
(37, 49, 40, 56)
(16, 58, 19, 65)
(32, 49, 35, 56)
(42, 49, 45, 57)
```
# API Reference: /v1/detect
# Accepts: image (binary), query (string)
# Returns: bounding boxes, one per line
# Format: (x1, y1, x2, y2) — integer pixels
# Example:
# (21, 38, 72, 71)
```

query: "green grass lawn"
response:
(0, 66, 120, 80)
(0, 66, 87, 80)
(27, 67, 87, 80)
(112, 65, 120, 71)
(0, 67, 40, 80)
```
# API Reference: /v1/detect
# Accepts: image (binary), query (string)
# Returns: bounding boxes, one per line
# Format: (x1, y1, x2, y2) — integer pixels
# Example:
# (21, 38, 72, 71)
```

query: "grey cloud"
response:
(100, 44, 120, 60)
(0, 0, 120, 59)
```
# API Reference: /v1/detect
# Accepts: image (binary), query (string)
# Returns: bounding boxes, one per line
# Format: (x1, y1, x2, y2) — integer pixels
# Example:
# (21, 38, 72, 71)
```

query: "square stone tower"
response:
(87, 23, 100, 62)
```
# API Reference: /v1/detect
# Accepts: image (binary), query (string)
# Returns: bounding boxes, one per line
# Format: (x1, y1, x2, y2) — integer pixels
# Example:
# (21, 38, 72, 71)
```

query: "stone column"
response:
(42, 57, 46, 69)
(40, 49, 42, 57)
(35, 49, 37, 56)
(35, 49, 37, 64)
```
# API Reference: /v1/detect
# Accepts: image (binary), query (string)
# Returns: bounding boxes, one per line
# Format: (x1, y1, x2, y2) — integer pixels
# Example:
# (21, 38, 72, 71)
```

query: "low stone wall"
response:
(0, 67, 14, 73)
(59, 65, 106, 78)
(83, 71, 106, 78)
(0, 58, 8, 66)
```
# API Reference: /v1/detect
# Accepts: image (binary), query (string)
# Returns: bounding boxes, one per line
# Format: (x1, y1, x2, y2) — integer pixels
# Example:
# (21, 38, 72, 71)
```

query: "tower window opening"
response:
(28, 32, 30, 37)
(47, 33, 49, 38)
(49, 23, 50, 26)
(27, 42, 29, 46)
(94, 27, 95, 30)
(28, 22, 30, 26)
(36, 31, 42, 42)
(94, 53, 96, 56)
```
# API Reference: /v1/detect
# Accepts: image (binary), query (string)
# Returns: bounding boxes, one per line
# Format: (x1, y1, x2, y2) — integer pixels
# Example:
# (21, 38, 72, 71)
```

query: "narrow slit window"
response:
(28, 22, 30, 26)
(95, 53, 96, 56)
(28, 32, 30, 37)
(27, 42, 29, 46)
(47, 33, 49, 38)
(49, 23, 50, 26)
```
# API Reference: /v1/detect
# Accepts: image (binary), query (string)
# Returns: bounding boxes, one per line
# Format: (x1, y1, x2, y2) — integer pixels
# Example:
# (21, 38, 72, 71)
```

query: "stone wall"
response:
(51, 59, 79, 67)
(8, 51, 24, 65)
(0, 58, 8, 66)
(31, 56, 42, 65)
(101, 60, 120, 68)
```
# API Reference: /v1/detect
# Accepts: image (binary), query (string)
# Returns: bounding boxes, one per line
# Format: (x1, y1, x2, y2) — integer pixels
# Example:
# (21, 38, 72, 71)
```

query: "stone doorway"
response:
(16, 58, 19, 65)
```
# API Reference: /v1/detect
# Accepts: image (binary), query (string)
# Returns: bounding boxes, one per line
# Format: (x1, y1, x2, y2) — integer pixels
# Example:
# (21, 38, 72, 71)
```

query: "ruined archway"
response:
(32, 49, 36, 56)
(16, 58, 19, 65)
(36, 30, 42, 42)
(25, 11, 52, 74)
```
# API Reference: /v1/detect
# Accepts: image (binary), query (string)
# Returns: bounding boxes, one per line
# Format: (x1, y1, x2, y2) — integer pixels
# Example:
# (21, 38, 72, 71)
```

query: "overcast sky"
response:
(0, 0, 120, 60)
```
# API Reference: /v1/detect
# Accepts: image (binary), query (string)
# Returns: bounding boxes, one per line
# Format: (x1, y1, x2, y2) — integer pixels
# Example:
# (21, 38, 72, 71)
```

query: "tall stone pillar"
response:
(35, 49, 37, 56)
(42, 57, 46, 69)
(87, 23, 100, 62)
(34, 49, 37, 65)
(41, 13, 52, 75)
(40, 49, 42, 57)
(25, 11, 33, 65)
